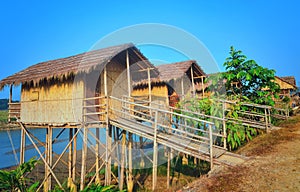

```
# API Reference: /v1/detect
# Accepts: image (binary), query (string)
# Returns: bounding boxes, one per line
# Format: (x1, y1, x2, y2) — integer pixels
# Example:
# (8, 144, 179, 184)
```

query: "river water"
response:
(0, 128, 91, 169)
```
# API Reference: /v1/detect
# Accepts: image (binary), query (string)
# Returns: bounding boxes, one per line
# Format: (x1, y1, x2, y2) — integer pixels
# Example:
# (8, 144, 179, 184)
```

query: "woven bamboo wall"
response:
(21, 80, 84, 124)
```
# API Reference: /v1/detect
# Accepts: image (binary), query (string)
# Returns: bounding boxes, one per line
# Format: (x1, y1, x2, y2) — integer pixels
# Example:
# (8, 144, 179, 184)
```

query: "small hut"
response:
(0, 43, 158, 125)
(132, 60, 206, 107)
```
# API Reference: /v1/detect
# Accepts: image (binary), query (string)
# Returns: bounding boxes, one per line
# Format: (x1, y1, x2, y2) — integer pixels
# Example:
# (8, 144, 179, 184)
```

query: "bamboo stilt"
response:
(20, 128, 25, 164)
(152, 111, 158, 191)
(8, 84, 12, 123)
(44, 128, 49, 192)
(105, 125, 112, 185)
(68, 129, 73, 187)
(80, 125, 88, 190)
(167, 148, 170, 189)
(191, 66, 195, 97)
(95, 128, 100, 184)
(201, 76, 204, 98)
(119, 130, 126, 190)
(72, 128, 77, 183)
(127, 132, 133, 192)
(48, 126, 53, 190)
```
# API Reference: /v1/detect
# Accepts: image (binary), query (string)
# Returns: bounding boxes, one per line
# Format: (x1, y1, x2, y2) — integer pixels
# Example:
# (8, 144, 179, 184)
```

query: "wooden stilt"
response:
(139, 136, 144, 168)
(80, 125, 88, 190)
(201, 76, 204, 98)
(72, 128, 77, 192)
(181, 78, 185, 99)
(119, 130, 126, 190)
(44, 128, 49, 192)
(105, 125, 112, 185)
(127, 132, 133, 192)
(48, 126, 53, 191)
(95, 128, 100, 184)
(167, 148, 170, 189)
(20, 128, 25, 164)
(222, 101, 227, 149)
(68, 129, 73, 187)
(147, 67, 152, 103)
(126, 50, 131, 96)
(152, 111, 158, 191)
(209, 124, 213, 170)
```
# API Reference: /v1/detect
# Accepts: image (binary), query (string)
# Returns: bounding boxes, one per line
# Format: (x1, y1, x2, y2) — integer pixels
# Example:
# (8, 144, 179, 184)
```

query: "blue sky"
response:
(0, 0, 299, 99)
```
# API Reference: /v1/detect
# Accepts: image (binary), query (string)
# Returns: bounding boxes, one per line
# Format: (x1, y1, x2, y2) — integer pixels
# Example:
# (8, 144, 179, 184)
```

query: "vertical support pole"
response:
(126, 50, 131, 97)
(201, 76, 204, 98)
(8, 84, 12, 123)
(222, 101, 227, 150)
(264, 108, 269, 133)
(147, 67, 152, 104)
(190, 66, 195, 98)
(167, 148, 170, 189)
(209, 124, 214, 170)
(44, 128, 49, 192)
(119, 130, 126, 190)
(181, 78, 185, 100)
(68, 129, 73, 187)
(127, 132, 133, 192)
(72, 128, 77, 185)
(105, 125, 112, 185)
(152, 111, 158, 191)
(48, 126, 53, 191)
(95, 128, 100, 184)
(20, 128, 25, 164)
(80, 125, 88, 190)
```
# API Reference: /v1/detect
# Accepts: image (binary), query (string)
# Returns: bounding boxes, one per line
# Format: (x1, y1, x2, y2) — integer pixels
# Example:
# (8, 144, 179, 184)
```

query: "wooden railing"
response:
(82, 96, 107, 125)
(8, 102, 21, 123)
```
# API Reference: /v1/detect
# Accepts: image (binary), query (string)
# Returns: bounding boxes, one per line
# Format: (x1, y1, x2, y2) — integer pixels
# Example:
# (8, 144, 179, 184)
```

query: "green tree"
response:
(223, 46, 280, 105)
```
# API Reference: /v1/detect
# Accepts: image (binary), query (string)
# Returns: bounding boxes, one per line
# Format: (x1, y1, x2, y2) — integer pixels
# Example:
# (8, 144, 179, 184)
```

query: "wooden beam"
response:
(95, 128, 100, 184)
(167, 148, 170, 189)
(105, 125, 112, 185)
(8, 84, 12, 123)
(72, 128, 77, 184)
(222, 101, 227, 150)
(68, 129, 73, 188)
(48, 126, 53, 190)
(147, 68, 152, 104)
(80, 125, 88, 190)
(181, 78, 185, 99)
(201, 76, 204, 98)
(209, 124, 213, 170)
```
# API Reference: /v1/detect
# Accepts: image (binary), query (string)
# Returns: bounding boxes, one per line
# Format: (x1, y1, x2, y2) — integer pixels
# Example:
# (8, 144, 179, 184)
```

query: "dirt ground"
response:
(180, 115, 300, 192)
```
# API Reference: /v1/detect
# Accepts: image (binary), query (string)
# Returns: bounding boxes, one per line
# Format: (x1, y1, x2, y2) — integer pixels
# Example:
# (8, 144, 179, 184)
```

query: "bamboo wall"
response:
(21, 79, 84, 124)
(132, 84, 169, 105)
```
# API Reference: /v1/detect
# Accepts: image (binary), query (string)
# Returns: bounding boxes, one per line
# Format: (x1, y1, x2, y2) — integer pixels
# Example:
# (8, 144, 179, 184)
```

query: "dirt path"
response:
(182, 115, 300, 192)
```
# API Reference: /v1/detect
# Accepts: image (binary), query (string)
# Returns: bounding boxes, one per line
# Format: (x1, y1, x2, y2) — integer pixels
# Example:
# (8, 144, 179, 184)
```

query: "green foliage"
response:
(0, 110, 8, 123)
(0, 157, 39, 192)
(222, 46, 280, 106)
(81, 184, 123, 192)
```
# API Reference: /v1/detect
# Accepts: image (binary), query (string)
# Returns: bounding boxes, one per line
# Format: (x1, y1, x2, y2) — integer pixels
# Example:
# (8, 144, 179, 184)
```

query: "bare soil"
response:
(181, 115, 300, 192)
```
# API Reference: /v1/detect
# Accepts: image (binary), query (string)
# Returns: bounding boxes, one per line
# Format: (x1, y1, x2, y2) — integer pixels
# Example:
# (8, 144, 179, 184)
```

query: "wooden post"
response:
(105, 125, 112, 185)
(119, 130, 126, 190)
(222, 101, 227, 150)
(48, 126, 53, 191)
(95, 128, 100, 184)
(152, 111, 158, 191)
(209, 124, 214, 170)
(127, 132, 133, 192)
(181, 78, 185, 99)
(8, 84, 12, 123)
(147, 67, 152, 103)
(80, 125, 88, 190)
(68, 129, 73, 187)
(167, 148, 170, 189)
(72, 128, 77, 186)
(264, 108, 269, 133)
(126, 50, 131, 96)
(44, 128, 49, 192)
(201, 76, 204, 98)
(190, 66, 195, 98)
(20, 128, 25, 164)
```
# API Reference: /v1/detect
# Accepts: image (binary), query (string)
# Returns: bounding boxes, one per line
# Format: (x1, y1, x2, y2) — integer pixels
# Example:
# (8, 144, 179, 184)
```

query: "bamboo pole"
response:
(167, 148, 170, 189)
(44, 128, 49, 192)
(105, 125, 112, 185)
(222, 101, 227, 150)
(191, 66, 195, 98)
(95, 128, 100, 184)
(181, 78, 185, 99)
(201, 76, 204, 98)
(127, 132, 133, 192)
(80, 125, 88, 190)
(20, 128, 25, 164)
(48, 126, 53, 190)
(8, 84, 12, 123)
(126, 50, 131, 96)
(119, 130, 126, 190)
(72, 128, 77, 183)
(68, 129, 73, 187)
(264, 108, 269, 133)
(209, 124, 213, 170)
(147, 67, 152, 104)
(152, 111, 158, 191)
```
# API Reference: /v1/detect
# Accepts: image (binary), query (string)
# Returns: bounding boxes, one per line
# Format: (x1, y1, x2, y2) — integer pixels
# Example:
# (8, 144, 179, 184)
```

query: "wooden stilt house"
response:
(0, 43, 158, 125)
(132, 60, 206, 107)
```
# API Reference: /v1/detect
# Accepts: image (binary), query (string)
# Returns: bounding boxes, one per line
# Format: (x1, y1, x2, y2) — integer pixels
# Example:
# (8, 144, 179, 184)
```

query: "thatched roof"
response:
(280, 76, 296, 87)
(156, 60, 206, 81)
(0, 43, 158, 89)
